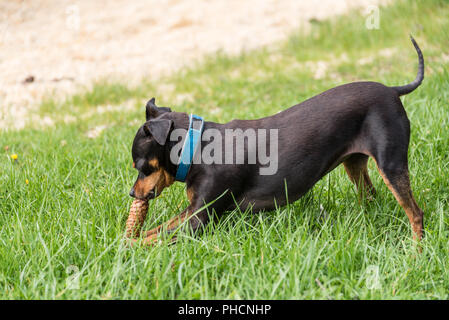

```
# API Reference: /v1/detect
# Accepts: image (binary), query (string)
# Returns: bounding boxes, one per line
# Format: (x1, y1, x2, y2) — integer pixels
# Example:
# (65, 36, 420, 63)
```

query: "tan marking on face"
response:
(149, 158, 159, 168)
(132, 162, 135, 168)
(134, 159, 175, 199)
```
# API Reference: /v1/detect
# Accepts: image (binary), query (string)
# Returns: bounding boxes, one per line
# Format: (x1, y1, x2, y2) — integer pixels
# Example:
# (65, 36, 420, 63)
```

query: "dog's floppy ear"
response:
(146, 98, 172, 120)
(143, 119, 173, 145)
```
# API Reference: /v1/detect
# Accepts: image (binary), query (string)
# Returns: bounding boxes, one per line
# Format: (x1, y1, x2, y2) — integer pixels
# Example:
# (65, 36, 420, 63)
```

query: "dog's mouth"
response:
(144, 190, 157, 200)
(140, 189, 161, 200)
(130, 188, 159, 200)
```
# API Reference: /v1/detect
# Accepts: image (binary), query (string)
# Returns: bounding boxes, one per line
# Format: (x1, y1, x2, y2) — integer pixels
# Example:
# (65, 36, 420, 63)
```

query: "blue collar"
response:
(175, 114, 204, 182)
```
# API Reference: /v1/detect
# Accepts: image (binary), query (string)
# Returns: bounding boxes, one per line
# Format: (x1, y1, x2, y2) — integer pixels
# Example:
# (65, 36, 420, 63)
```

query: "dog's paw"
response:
(125, 233, 177, 248)
(123, 238, 139, 248)
(142, 233, 162, 246)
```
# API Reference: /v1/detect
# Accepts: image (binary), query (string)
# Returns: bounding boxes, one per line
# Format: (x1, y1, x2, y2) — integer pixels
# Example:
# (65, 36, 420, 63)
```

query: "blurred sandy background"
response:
(0, 0, 387, 129)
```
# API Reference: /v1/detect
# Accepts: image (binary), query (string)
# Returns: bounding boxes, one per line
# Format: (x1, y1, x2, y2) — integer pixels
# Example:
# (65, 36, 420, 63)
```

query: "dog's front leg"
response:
(138, 204, 209, 245)
(134, 184, 231, 246)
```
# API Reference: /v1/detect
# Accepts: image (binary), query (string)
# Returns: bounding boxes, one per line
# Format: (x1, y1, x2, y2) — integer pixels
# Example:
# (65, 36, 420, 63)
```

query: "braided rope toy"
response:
(125, 199, 149, 238)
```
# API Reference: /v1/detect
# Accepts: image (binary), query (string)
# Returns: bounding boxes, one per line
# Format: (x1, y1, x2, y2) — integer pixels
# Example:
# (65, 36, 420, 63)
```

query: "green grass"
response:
(1, 0, 449, 299)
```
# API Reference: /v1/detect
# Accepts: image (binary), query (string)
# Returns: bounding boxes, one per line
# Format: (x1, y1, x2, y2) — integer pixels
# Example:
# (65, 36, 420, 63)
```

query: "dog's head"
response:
(129, 98, 175, 200)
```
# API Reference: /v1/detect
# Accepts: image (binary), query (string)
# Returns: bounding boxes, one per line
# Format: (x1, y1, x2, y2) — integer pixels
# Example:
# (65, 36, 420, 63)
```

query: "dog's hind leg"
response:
(343, 153, 376, 201)
(367, 112, 424, 241)
(375, 160, 424, 241)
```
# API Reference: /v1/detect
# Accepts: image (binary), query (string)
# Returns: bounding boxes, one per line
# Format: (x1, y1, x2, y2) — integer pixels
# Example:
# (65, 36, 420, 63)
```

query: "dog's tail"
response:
(390, 35, 424, 96)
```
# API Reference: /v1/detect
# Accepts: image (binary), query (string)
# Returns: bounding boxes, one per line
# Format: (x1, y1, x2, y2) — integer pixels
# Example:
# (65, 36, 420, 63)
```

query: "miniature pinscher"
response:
(129, 36, 425, 245)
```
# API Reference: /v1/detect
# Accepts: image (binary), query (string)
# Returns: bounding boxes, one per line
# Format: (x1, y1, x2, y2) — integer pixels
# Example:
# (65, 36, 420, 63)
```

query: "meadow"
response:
(0, 0, 448, 299)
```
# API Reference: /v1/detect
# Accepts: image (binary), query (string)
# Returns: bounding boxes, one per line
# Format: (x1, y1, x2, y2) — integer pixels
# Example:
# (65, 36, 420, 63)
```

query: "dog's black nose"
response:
(129, 188, 136, 198)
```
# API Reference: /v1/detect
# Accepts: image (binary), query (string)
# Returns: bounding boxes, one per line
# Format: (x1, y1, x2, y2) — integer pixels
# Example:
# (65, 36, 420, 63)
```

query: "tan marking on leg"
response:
(166, 211, 189, 230)
(140, 213, 189, 246)
(143, 210, 189, 237)
(370, 156, 424, 241)
(141, 232, 177, 246)
(187, 187, 195, 204)
(378, 169, 424, 240)
(142, 233, 159, 246)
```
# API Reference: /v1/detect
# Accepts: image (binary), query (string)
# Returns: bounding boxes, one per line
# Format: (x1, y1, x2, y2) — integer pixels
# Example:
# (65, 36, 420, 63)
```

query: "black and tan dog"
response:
(130, 37, 425, 245)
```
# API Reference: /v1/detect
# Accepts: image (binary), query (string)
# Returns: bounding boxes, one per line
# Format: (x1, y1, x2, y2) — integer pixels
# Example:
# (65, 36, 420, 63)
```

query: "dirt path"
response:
(0, 0, 387, 129)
